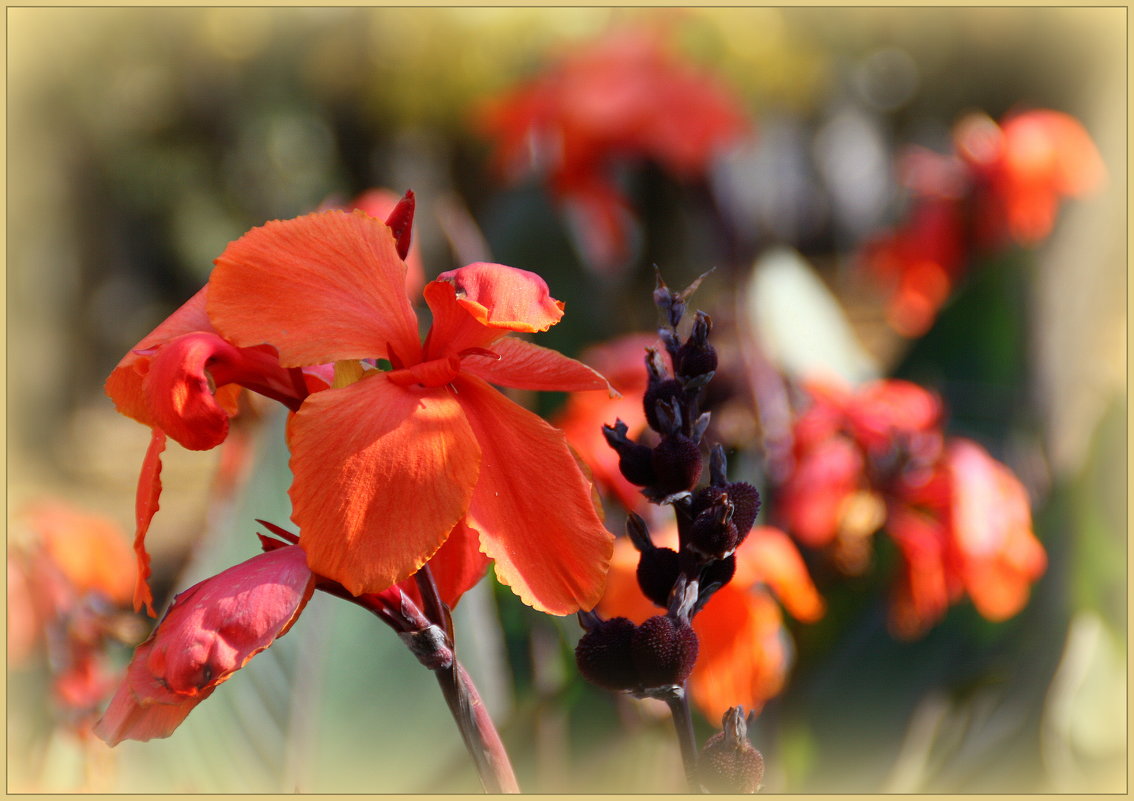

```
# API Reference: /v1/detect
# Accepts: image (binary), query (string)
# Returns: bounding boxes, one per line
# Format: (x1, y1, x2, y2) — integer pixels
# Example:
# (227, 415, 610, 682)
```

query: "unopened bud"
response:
(651, 434, 703, 496)
(636, 547, 680, 608)
(575, 617, 638, 691)
(645, 380, 686, 433)
(631, 615, 699, 689)
(700, 707, 765, 793)
(603, 421, 657, 487)
(675, 311, 718, 380)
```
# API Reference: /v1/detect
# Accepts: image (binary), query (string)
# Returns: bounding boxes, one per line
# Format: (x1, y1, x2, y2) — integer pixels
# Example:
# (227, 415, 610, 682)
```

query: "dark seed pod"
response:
(575, 617, 638, 691)
(675, 312, 718, 380)
(689, 502, 740, 559)
(636, 547, 681, 608)
(651, 434, 703, 496)
(644, 379, 686, 433)
(603, 422, 658, 487)
(699, 708, 765, 793)
(726, 482, 762, 538)
(630, 615, 699, 689)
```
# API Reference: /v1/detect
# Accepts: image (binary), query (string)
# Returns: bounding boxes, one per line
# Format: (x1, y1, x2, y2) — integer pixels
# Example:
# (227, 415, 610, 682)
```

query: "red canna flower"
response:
(478, 26, 749, 269)
(598, 524, 823, 721)
(93, 544, 315, 746)
(205, 210, 615, 614)
(106, 193, 414, 615)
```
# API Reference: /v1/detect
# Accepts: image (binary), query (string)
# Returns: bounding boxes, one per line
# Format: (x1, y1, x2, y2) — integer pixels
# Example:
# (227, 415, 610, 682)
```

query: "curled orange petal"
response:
(435, 262, 564, 334)
(288, 374, 481, 596)
(734, 526, 825, 624)
(105, 287, 214, 426)
(454, 375, 613, 615)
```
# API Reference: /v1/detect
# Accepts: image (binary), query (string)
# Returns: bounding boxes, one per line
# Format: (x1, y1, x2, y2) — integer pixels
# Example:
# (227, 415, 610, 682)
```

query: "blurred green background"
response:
(7, 6, 1125, 794)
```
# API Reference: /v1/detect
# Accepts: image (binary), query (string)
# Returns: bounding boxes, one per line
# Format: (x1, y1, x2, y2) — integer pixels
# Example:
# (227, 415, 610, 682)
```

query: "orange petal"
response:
(432, 262, 564, 336)
(400, 520, 491, 610)
(288, 374, 481, 596)
(105, 286, 214, 426)
(133, 429, 167, 616)
(734, 526, 825, 623)
(689, 589, 789, 721)
(349, 188, 425, 299)
(454, 375, 613, 615)
(459, 337, 616, 395)
(209, 210, 422, 368)
(948, 439, 1046, 621)
(94, 545, 314, 746)
(29, 502, 135, 606)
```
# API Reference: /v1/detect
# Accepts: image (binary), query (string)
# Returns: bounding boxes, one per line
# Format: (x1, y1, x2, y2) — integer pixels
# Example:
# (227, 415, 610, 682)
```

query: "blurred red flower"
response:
(862, 108, 1104, 337)
(598, 524, 823, 721)
(478, 26, 749, 269)
(778, 378, 1045, 638)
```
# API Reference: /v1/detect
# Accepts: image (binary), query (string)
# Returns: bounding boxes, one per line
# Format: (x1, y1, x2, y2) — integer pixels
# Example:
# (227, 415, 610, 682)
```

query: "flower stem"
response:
(664, 685, 703, 793)
(433, 659, 520, 793)
(414, 568, 520, 793)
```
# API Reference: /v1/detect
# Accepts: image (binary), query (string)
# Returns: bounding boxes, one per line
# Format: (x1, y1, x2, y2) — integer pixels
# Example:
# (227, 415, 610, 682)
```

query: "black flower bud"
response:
(575, 617, 638, 691)
(631, 615, 699, 689)
(675, 311, 718, 381)
(637, 547, 680, 608)
(651, 434, 703, 496)
(689, 500, 740, 559)
(700, 707, 764, 793)
(644, 379, 686, 433)
(603, 420, 657, 487)
(691, 482, 761, 547)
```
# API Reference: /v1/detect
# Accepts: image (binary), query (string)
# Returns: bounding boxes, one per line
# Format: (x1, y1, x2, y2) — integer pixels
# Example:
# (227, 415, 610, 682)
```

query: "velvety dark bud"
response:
(575, 617, 638, 691)
(631, 615, 699, 689)
(637, 547, 680, 608)
(691, 482, 761, 543)
(651, 434, 703, 495)
(696, 555, 737, 612)
(603, 421, 658, 486)
(691, 485, 727, 517)
(644, 379, 686, 433)
(690, 501, 740, 558)
(675, 312, 718, 379)
(700, 708, 765, 793)
(726, 482, 761, 538)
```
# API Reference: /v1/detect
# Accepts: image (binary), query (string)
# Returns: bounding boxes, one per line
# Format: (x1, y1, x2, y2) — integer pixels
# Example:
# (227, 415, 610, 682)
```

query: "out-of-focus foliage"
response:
(8, 6, 1124, 794)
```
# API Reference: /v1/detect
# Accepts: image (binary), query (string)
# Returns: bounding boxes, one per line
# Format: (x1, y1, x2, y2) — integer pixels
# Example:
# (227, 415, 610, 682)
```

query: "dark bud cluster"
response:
(699, 707, 765, 793)
(575, 614, 699, 693)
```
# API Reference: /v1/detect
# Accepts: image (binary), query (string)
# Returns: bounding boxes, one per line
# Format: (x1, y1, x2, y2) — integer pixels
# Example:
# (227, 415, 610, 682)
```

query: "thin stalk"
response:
(415, 567, 520, 794)
(664, 685, 703, 793)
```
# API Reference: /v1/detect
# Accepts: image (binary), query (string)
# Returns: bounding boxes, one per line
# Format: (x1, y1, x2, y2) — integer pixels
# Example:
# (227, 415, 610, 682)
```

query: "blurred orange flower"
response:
(597, 524, 823, 721)
(9, 502, 140, 734)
